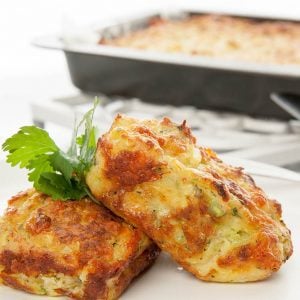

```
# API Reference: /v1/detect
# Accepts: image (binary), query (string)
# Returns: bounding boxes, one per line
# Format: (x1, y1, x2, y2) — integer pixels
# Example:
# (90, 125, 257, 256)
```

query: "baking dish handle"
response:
(270, 92, 300, 120)
(31, 35, 64, 50)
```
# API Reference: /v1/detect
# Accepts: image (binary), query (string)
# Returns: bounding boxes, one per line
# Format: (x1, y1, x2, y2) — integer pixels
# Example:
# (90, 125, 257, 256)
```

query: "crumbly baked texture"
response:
(87, 114, 293, 282)
(100, 14, 300, 65)
(0, 189, 160, 299)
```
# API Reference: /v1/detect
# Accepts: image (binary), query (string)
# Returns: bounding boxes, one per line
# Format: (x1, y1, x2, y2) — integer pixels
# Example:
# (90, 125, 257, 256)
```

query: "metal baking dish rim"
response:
(33, 34, 300, 78)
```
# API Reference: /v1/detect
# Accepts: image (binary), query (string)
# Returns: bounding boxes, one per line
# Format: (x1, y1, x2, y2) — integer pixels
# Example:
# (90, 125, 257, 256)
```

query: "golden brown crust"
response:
(0, 249, 75, 276)
(100, 14, 300, 65)
(0, 189, 160, 299)
(103, 146, 162, 190)
(82, 244, 159, 300)
(1, 273, 34, 294)
(87, 114, 293, 282)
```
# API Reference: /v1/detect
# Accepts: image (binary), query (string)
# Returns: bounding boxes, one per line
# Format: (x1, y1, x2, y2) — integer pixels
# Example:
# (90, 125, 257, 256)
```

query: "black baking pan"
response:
(33, 11, 300, 120)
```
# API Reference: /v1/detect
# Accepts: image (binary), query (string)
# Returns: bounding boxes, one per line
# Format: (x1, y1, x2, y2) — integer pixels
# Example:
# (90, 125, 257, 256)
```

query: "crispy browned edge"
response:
(71, 244, 160, 300)
(0, 189, 160, 300)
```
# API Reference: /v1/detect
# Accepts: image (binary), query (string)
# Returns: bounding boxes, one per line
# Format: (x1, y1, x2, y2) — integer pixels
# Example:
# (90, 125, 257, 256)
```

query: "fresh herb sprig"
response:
(2, 99, 99, 201)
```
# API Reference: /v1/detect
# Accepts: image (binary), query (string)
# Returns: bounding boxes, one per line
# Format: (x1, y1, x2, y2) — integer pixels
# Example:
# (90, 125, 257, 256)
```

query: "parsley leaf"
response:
(27, 154, 54, 187)
(68, 100, 98, 173)
(1, 98, 100, 201)
(50, 151, 80, 184)
(232, 207, 240, 217)
(38, 172, 87, 200)
(2, 126, 58, 168)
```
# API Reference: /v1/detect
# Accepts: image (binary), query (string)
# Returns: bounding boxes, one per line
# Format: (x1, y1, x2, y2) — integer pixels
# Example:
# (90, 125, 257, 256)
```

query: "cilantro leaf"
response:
(38, 173, 86, 200)
(50, 151, 80, 184)
(1, 98, 100, 202)
(27, 154, 54, 188)
(68, 99, 98, 166)
(2, 126, 58, 168)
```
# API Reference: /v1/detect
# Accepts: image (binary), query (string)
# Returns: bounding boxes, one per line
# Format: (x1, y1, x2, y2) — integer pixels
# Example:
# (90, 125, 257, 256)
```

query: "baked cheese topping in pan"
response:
(100, 15, 300, 65)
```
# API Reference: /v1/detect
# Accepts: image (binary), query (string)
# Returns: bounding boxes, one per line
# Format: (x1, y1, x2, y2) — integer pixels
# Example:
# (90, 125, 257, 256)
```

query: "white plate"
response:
(0, 158, 299, 300)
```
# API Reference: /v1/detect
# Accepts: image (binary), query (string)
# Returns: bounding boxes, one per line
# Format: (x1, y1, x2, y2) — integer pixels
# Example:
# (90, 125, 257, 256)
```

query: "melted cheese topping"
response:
(87, 114, 293, 282)
(0, 189, 160, 299)
(100, 15, 300, 65)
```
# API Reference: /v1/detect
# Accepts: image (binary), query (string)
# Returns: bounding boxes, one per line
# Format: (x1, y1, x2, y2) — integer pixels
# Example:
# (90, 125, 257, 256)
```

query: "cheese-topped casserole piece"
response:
(0, 189, 160, 299)
(87, 114, 293, 282)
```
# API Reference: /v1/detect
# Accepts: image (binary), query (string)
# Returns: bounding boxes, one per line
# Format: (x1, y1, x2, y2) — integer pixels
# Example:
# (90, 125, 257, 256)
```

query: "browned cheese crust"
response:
(0, 189, 160, 299)
(87, 115, 293, 282)
(100, 14, 300, 65)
